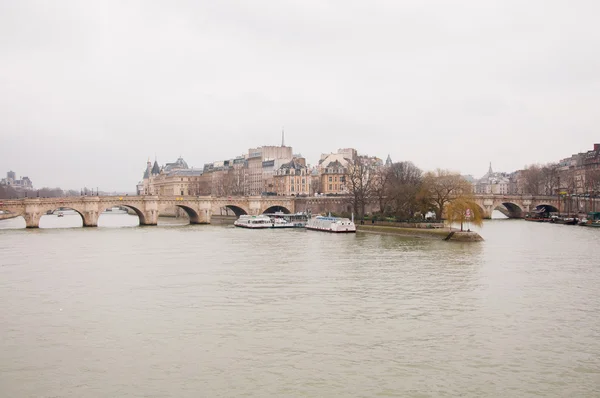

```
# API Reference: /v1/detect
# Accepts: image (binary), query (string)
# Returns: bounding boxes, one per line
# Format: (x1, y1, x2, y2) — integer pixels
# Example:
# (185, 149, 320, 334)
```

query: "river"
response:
(1, 213, 599, 397)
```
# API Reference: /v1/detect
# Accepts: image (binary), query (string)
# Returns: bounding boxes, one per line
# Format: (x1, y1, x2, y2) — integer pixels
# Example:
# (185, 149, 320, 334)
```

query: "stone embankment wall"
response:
(294, 197, 379, 216)
(356, 225, 450, 239)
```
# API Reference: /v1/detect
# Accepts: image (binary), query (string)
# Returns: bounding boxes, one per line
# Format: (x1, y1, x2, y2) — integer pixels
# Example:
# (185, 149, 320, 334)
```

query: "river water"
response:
(1, 213, 599, 397)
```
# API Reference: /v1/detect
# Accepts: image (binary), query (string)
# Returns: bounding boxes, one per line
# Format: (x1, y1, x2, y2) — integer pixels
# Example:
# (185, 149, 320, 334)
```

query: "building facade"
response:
(1, 171, 33, 191)
(137, 157, 204, 196)
(273, 157, 310, 196)
(473, 163, 511, 195)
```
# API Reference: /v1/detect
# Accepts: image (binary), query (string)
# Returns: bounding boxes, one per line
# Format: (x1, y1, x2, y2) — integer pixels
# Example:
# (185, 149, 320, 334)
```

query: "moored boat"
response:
(234, 215, 275, 229)
(264, 212, 309, 228)
(581, 212, 600, 228)
(234, 212, 310, 229)
(306, 215, 356, 233)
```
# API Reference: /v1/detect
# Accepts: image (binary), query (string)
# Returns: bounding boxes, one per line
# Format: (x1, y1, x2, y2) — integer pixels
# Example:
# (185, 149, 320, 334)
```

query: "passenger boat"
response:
(264, 212, 309, 228)
(234, 215, 276, 229)
(306, 215, 356, 233)
(234, 212, 309, 229)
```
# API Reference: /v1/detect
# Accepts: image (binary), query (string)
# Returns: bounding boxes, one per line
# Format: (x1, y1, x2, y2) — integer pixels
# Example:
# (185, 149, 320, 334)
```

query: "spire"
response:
(151, 159, 160, 175)
(488, 162, 493, 174)
(385, 154, 392, 166)
(281, 127, 285, 147)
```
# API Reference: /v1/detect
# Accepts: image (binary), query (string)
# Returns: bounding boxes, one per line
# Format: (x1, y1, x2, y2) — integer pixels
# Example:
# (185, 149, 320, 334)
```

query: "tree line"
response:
(346, 159, 476, 221)
(0, 186, 83, 199)
(520, 163, 600, 195)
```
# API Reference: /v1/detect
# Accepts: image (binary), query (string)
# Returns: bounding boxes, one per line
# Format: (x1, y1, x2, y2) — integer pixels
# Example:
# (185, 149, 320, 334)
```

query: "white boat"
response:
(263, 212, 309, 228)
(234, 215, 277, 229)
(306, 215, 356, 233)
(234, 212, 310, 229)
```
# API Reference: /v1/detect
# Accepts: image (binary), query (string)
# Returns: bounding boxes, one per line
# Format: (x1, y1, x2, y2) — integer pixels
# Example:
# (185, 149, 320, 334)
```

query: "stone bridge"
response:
(472, 194, 562, 218)
(1, 194, 595, 228)
(0, 196, 296, 228)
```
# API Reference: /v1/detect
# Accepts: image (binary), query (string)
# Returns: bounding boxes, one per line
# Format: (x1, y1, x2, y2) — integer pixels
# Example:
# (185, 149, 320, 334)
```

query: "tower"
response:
(385, 154, 392, 166)
(281, 127, 285, 147)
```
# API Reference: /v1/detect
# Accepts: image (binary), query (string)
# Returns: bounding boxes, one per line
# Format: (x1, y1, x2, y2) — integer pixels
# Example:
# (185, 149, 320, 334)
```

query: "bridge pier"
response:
(24, 212, 42, 228)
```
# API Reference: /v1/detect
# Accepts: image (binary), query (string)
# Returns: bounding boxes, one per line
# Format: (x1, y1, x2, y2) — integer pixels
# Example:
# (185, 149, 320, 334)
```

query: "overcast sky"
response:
(1, 0, 599, 192)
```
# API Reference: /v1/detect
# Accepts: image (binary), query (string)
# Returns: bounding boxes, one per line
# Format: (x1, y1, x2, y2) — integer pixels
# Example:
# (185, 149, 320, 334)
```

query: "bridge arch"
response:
(224, 205, 248, 217)
(100, 203, 148, 225)
(39, 206, 85, 228)
(535, 204, 559, 213)
(262, 205, 291, 214)
(493, 202, 523, 218)
(173, 205, 201, 224)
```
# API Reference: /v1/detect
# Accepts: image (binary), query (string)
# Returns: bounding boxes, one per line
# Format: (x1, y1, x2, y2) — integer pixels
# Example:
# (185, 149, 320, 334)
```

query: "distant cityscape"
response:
(136, 139, 600, 198)
(1, 141, 599, 199)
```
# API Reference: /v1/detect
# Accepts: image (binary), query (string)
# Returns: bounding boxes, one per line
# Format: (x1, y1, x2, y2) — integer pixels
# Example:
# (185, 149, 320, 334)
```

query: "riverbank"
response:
(357, 224, 451, 239)
(357, 225, 484, 241)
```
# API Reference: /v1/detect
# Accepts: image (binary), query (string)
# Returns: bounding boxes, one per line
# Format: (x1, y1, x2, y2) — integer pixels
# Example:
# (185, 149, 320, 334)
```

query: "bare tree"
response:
(310, 175, 321, 195)
(346, 157, 376, 218)
(0, 185, 19, 199)
(372, 165, 392, 214)
(386, 161, 423, 219)
(521, 164, 543, 195)
(586, 168, 600, 194)
(422, 169, 472, 220)
(541, 163, 560, 195)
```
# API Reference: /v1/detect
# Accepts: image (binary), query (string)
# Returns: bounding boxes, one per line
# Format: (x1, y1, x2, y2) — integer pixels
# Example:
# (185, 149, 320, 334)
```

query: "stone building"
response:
(273, 157, 310, 196)
(137, 157, 203, 196)
(317, 149, 357, 195)
(245, 145, 293, 195)
(473, 163, 510, 195)
(555, 143, 600, 194)
(1, 171, 33, 191)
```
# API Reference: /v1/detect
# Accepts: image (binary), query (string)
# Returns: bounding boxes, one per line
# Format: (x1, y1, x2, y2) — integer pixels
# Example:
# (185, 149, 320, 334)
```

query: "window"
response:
(334, 176, 338, 182)
(329, 176, 332, 182)
(329, 184, 332, 190)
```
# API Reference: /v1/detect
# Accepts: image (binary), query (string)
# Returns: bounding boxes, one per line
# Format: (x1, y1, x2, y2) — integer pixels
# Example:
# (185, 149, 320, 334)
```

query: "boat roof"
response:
(315, 216, 351, 221)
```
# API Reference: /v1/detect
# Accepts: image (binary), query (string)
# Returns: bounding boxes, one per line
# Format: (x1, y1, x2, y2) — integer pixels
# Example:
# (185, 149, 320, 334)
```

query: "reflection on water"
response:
(0, 216, 599, 397)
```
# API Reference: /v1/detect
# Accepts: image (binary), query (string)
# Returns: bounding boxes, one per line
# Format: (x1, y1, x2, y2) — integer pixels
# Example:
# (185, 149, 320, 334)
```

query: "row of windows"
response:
(328, 176, 345, 183)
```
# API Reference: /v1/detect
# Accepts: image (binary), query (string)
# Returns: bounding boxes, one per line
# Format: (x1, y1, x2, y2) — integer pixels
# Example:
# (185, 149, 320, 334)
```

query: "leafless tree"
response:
(346, 157, 376, 218)
(385, 161, 424, 219)
(540, 163, 560, 195)
(422, 169, 472, 220)
(310, 175, 321, 195)
(372, 165, 392, 214)
(521, 164, 543, 195)
(586, 168, 600, 193)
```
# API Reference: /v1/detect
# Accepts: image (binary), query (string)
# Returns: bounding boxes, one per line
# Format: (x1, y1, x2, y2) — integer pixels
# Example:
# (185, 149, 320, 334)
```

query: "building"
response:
(554, 143, 600, 194)
(473, 163, 510, 195)
(137, 157, 204, 196)
(273, 157, 310, 196)
(0, 171, 33, 191)
(245, 145, 293, 195)
(317, 148, 357, 195)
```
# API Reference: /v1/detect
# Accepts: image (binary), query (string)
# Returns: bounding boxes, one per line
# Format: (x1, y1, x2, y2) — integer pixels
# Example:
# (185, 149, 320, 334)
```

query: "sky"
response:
(1, 0, 599, 192)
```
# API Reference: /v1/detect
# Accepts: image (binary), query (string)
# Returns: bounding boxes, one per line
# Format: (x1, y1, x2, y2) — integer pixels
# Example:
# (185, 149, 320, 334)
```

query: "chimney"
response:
(594, 143, 600, 152)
